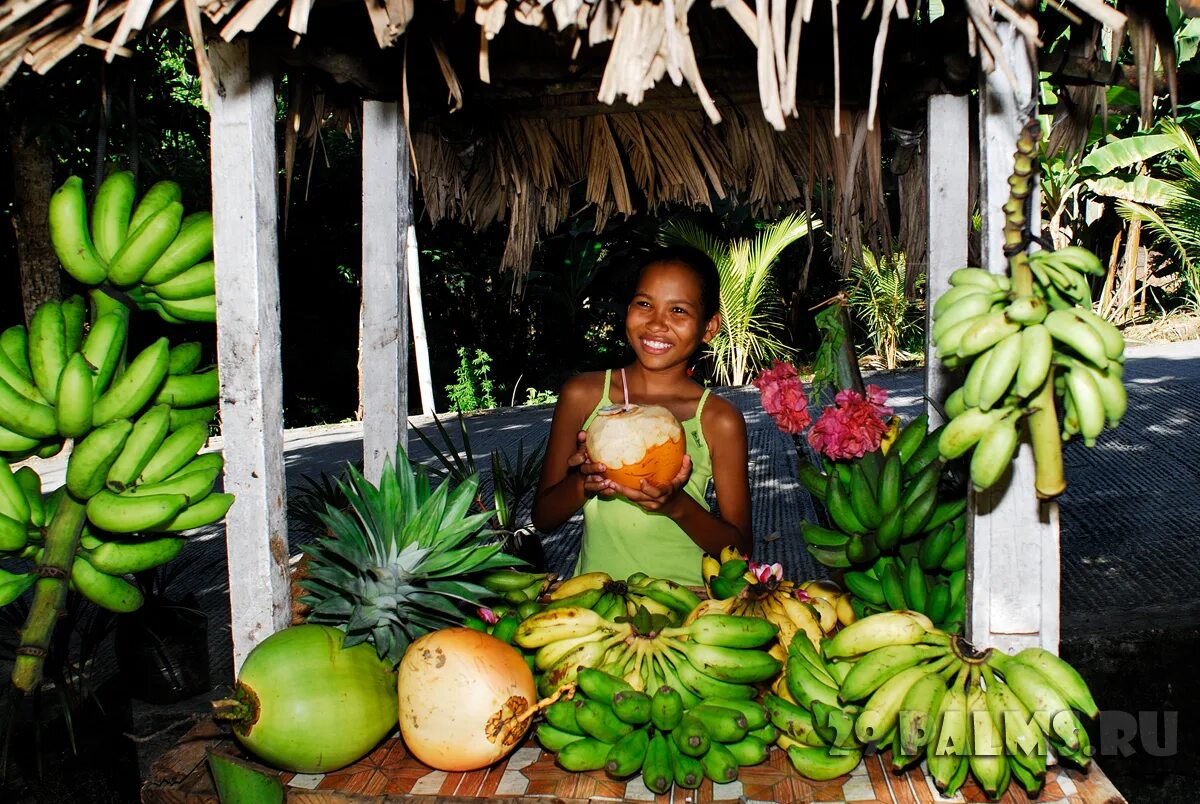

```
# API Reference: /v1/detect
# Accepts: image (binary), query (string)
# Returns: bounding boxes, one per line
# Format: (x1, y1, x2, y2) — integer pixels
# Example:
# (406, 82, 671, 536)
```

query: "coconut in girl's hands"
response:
(585, 404, 685, 488)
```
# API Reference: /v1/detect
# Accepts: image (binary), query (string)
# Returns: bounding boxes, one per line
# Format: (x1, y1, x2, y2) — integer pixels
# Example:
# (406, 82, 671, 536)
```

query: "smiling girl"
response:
(531, 246, 752, 586)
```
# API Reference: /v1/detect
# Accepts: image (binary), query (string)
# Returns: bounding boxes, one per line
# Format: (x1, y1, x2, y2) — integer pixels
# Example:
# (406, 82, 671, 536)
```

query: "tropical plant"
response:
(445, 347, 498, 412)
(845, 248, 922, 370)
(297, 450, 516, 666)
(659, 213, 822, 386)
(1119, 121, 1200, 312)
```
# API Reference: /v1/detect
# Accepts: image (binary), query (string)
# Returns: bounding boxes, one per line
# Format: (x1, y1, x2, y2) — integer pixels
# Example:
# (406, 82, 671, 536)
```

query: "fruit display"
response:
(2, 276, 228, 693)
(515, 601, 781, 699)
(535, 666, 778, 792)
(397, 628, 537, 771)
(213, 624, 399, 773)
(540, 569, 701, 625)
(585, 403, 685, 488)
(766, 610, 1097, 798)
(296, 452, 521, 666)
(931, 120, 1126, 497)
(49, 172, 216, 324)
(699, 546, 851, 653)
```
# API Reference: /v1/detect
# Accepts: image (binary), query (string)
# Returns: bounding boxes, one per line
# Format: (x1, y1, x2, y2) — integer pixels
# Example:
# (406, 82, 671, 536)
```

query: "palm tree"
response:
(846, 248, 921, 370)
(659, 213, 822, 386)
(1118, 121, 1200, 312)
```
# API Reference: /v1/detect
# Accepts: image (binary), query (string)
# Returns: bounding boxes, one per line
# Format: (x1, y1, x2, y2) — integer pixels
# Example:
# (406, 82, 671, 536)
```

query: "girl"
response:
(531, 246, 752, 586)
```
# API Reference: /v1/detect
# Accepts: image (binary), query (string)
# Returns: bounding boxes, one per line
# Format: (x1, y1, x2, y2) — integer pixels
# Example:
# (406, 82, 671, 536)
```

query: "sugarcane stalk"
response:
(11, 493, 88, 692)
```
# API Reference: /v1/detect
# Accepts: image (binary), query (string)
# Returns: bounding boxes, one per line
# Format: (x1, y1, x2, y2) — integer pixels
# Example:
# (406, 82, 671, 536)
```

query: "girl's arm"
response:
(610, 399, 753, 557)
(531, 375, 606, 532)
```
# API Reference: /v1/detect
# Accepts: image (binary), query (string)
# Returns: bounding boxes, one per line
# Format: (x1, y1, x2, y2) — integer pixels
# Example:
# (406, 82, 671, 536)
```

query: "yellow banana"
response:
(547, 571, 611, 601)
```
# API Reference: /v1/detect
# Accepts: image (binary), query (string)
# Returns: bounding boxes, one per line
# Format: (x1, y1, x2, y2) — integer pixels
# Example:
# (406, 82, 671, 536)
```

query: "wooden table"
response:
(141, 720, 1127, 803)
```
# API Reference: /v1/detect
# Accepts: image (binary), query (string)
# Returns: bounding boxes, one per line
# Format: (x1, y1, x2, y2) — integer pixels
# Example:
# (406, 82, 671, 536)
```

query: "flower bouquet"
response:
(753, 357, 968, 633)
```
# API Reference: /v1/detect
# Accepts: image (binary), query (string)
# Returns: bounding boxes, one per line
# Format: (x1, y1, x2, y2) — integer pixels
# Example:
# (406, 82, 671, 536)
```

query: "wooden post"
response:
(924, 94, 971, 427)
(407, 225, 435, 416)
(361, 100, 412, 481)
(970, 21, 1060, 654)
(208, 39, 291, 674)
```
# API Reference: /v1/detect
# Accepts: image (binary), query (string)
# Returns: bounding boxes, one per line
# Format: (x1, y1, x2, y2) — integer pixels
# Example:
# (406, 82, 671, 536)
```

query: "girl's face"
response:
(626, 261, 720, 370)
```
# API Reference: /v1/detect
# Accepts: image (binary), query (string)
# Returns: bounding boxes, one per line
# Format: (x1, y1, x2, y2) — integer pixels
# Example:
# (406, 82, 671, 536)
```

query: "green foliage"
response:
(523, 388, 558, 406)
(445, 348, 498, 413)
(845, 249, 923, 370)
(660, 213, 822, 386)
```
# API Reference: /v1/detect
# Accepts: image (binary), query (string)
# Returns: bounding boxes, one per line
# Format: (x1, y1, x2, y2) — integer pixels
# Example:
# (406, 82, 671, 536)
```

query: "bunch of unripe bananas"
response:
(797, 414, 965, 571)
(767, 610, 1096, 797)
(538, 569, 703, 626)
(699, 546, 851, 654)
(536, 666, 779, 793)
(932, 120, 1126, 498)
(49, 172, 216, 324)
(515, 600, 782, 700)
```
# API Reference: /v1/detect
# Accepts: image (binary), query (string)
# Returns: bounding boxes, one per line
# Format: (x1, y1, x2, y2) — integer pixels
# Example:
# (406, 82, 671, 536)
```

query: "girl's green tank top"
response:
(573, 369, 713, 587)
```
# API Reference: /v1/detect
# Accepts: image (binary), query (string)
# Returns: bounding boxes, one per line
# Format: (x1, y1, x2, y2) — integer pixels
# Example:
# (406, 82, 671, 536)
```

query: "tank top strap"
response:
(692, 388, 711, 422)
(601, 369, 613, 404)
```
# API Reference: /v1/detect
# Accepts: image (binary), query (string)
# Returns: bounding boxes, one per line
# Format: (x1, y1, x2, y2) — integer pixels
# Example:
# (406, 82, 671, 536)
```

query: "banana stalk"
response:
(11, 493, 88, 692)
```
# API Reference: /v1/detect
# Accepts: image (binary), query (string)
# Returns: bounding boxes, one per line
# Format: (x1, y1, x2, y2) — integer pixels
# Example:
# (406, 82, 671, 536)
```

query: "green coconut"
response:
(214, 624, 397, 773)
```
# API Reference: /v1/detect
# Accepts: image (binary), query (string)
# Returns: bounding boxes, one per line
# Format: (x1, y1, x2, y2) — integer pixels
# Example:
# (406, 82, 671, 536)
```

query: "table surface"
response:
(142, 721, 1127, 804)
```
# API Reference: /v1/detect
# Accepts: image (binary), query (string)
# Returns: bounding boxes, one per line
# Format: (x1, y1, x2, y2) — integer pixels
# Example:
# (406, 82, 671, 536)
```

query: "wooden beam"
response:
(406, 225, 435, 416)
(208, 39, 291, 675)
(970, 20, 1060, 655)
(924, 93, 970, 427)
(360, 100, 412, 480)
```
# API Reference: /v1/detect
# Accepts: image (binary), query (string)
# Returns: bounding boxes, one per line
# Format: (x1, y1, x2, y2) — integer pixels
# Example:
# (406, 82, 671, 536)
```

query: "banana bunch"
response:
(478, 568, 556, 606)
(541, 570, 702, 625)
(536, 666, 778, 792)
(0, 459, 48, 603)
(699, 546, 851, 653)
(800, 611, 1098, 797)
(48, 172, 216, 324)
(841, 516, 967, 632)
(515, 603, 782, 700)
(931, 120, 1126, 497)
(797, 415, 967, 572)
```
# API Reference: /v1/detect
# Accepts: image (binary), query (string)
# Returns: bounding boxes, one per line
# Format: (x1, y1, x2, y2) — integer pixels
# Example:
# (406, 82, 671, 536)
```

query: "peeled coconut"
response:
(397, 628, 536, 771)
(586, 403, 685, 488)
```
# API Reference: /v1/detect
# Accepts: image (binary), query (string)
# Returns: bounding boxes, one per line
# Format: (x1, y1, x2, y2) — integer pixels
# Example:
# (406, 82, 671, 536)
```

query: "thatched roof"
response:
(2, 0, 1162, 279)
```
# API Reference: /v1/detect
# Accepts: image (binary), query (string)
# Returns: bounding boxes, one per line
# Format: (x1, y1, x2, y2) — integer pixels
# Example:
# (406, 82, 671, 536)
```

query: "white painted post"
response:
(970, 21, 1060, 654)
(361, 101, 412, 481)
(407, 225, 436, 416)
(925, 94, 971, 427)
(208, 39, 292, 674)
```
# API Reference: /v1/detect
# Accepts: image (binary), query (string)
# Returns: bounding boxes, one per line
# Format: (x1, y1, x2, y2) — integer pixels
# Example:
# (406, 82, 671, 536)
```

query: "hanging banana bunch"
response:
(931, 120, 1126, 498)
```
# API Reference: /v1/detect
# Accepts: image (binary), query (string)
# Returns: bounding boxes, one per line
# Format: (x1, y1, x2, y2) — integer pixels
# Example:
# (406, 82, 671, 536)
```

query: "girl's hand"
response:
(568, 431, 610, 496)
(605, 455, 694, 517)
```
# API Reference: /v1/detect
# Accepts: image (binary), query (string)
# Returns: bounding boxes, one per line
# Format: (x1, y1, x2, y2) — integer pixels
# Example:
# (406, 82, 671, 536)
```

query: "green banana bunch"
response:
(536, 665, 771, 793)
(930, 124, 1125, 497)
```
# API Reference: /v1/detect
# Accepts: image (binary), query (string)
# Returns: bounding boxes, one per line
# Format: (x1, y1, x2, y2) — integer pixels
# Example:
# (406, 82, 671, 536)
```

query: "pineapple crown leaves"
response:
(297, 449, 520, 665)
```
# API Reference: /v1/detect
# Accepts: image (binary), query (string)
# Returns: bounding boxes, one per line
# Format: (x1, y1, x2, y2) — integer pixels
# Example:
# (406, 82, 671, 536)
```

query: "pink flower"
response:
(807, 388, 892, 460)
(753, 361, 811, 434)
(478, 607, 499, 625)
(750, 562, 783, 583)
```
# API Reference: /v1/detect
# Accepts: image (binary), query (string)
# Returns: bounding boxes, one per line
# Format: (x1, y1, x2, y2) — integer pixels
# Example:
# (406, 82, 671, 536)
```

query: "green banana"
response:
(603, 726, 649, 777)
(1004, 293, 1048, 325)
(688, 703, 749, 744)
(129, 180, 184, 232)
(80, 312, 129, 397)
(639, 730, 671, 793)
(798, 462, 829, 501)
(167, 342, 204, 376)
(923, 497, 966, 532)
(1067, 306, 1124, 361)
(918, 521, 956, 571)
(978, 330, 1023, 410)
(938, 407, 1006, 460)
(784, 744, 862, 781)
(671, 713, 711, 757)
(933, 293, 1000, 342)
(1065, 363, 1106, 446)
(71, 554, 145, 612)
(106, 201, 184, 287)
(879, 561, 908, 611)
(1044, 309, 1107, 369)
(957, 312, 1021, 357)
(664, 649, 755, 700)
(141, 211, 213, 285)
(649, 685, 684, 731)
(154, 294, 217, 324)
(903, 425, 944, 477)
(54, 353, 95, 438)
(0, 513, 29, 551)
(970, 411, 1020, 491)
(48, 176, 108, 285)
(682, 613, 777, 649)
(151, 260, 215, 300)
(785, 655, 841, 709)
(699, 740, 739, 783)
(903, 558, 928, 613)
(667, 734, 703, 788)
(92, 338, 170, 426)
(891, 413, 928, 464)
(28, 301, 66, 405)
(670, 641, 780, 684)
(825, 473, 867, 534)
(85, 535, 186, 575)
(575, 698, 633, 742)
(151, 492, 234, 533)
(555, 737, 611, 771)
(124, 467, 219, 504)
(848, 461, 882, 528)
(948, 267, 1009, 290)
(761, 693, 824, 746)
(1012, 646, 1099, 717)
(85, 490, 188, 533)
(153, 369, 220, 409)
(61, 294, 86, 354)
(843, 570, 886, 606)
(13, 466, 45, 528)
(610, 689, 651, 725)
(0, 567, 35, 604)
(800, 521, 850, 549)
(875, 450, 902, 513)
(106, 404, 172, 491)
(0, 458, 31, 524)
(544, 699, 584, 734)
(91, 170, 137, 262)
(65, 420, 134, 499)
(577, 667, 632, 701)
(0, 423, 41, 453)
(0, 326, 31, 379)
(961, 346, 993, 409)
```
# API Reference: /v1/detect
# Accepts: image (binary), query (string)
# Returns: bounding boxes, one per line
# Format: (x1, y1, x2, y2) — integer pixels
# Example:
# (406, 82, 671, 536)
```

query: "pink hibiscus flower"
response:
(753, 361, 811, 434)
(808, 387, 892, 460)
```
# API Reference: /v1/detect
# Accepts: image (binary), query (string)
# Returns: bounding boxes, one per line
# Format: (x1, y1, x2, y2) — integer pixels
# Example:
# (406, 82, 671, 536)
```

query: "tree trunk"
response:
(9, 121, 62, 324)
